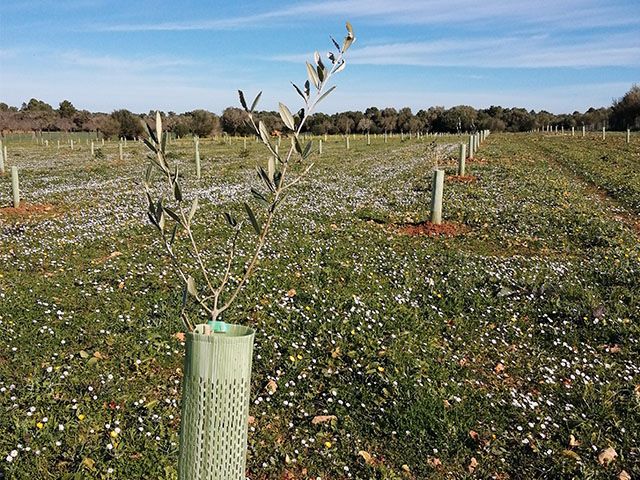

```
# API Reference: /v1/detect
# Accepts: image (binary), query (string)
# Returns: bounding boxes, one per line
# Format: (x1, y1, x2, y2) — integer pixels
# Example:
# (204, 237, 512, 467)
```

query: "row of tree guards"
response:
(429, 130, 490, 225)
(538, 124, 633, 143)
(0, 127, 635, 209)
(2, 126, 634, 165)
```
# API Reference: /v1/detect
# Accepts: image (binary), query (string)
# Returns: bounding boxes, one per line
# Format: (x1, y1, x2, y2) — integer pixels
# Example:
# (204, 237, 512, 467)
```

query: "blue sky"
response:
(1, 0, 638, 114)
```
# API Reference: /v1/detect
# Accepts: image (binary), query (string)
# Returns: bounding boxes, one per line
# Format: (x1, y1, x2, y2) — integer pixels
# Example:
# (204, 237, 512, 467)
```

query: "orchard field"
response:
(0, 132, 638, 479)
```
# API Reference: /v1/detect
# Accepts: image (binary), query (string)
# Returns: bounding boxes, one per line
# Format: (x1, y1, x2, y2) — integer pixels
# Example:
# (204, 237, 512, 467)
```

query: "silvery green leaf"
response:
(303, 141, 313, 159)
(342, 23, 355, 53)
(291, 82, 307, 102)
(304, 80, 310, 97)
(143, 138, 157, 153)
(316, 86, 336, 105)
(293, 136, 304, 155)
(169, 224, 178, 245)
(223, 212, 237, 227)
(342, 35, 354, 53)
(258, 121, 271, 145)
(155, 199, 163, 221)
(158, 210, 165, 232)
(306, 62, 320, 89)
(244, 202, 261, 235)
(257, 166, 275, 192)
(334, 60, 347, 74)
(174, 181, 182, 202)
(147, 211, 158, 228)
(150, 156, 167, 175)
(268, 156, 276, 181)
(251, 188, 269, 207)
(330, 36, 341, 51)
(144, 165, 153, 185)
(314, 51, 321, 66)
(187, 276, 197, 298)
(181, 284, 188, 308)
(146, 121, 157, 144)
(279, 102, 296, 131)
(250, 91, 262, 112)
(238, 90, 248, 111)
(188, 197, 198, 224)
(155, 111, 162, 145)
(163, 207, 182, 225)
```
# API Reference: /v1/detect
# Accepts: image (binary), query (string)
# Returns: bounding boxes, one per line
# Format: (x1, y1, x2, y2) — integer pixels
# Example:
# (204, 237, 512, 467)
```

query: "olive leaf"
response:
(279, 103, 296, 131)
(250, 91, 262, 112)
(244, 202, 261, 235)
(306, 62, 320, 89)
(238, 90, 248, 111)
(187, 276, 197, 298)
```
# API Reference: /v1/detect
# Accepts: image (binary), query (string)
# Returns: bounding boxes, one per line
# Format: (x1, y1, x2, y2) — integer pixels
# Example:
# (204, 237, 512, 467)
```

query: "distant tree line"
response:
(1, 85, 638, 139)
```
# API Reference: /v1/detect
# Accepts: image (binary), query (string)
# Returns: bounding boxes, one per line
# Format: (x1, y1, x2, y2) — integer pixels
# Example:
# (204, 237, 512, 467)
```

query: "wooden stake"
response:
(195, 137, 201, 179)
(12, 166, 20, 208)
(458, 143, 466, 176)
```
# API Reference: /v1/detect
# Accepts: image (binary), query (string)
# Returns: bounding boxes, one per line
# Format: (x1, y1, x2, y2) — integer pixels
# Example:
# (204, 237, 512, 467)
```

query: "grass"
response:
(0, 132, 638, 479)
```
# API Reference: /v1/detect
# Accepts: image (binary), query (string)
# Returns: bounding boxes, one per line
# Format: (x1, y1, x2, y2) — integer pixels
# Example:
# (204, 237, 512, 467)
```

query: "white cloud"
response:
(58, 51, 198, 71)
(91, 0, 640, 32)
(274, 32, 640, 68)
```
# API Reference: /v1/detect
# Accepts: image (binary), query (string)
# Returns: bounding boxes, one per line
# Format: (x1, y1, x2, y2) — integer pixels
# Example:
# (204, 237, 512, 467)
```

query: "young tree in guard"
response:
(141, 23, 355, 480)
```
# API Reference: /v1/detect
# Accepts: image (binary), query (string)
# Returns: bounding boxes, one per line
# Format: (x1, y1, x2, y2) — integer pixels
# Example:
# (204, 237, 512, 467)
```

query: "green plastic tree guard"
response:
(430, 169, 444, 225)
(12, 166, 20, 208)
(179, 323, 255, 480)
(195, 137, 201, 180)
(458, 143, 466, 176)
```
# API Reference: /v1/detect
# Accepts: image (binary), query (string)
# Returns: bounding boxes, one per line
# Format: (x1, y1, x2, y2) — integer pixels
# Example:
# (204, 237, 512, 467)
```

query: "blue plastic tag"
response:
(207, 320, 229, 333)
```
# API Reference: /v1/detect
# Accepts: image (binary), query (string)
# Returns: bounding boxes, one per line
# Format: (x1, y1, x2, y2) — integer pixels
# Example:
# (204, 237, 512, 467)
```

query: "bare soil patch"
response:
(397, 221, 468, 237)
(448, 175, 478, 183)
(0, 202, 60, 219)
